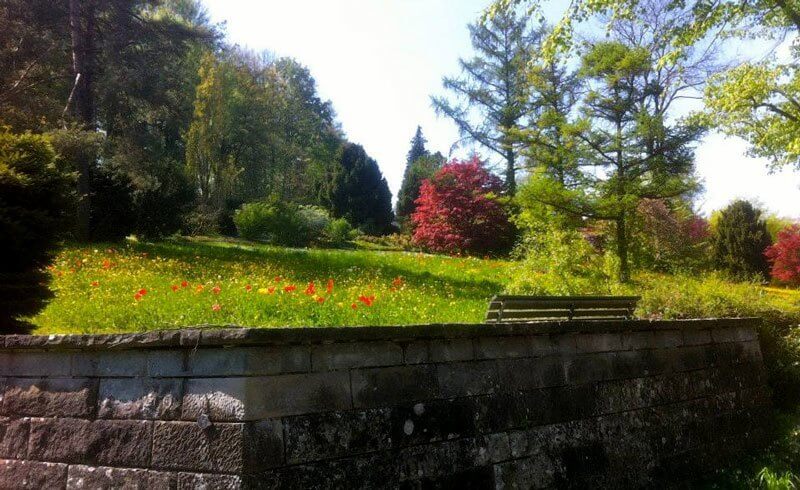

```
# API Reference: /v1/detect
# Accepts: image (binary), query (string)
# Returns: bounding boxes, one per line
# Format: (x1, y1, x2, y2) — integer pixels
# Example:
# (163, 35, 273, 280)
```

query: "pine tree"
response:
(396, 126, 434, 223)
(712, 200, 773, 279)
(331, 143, 394, 235)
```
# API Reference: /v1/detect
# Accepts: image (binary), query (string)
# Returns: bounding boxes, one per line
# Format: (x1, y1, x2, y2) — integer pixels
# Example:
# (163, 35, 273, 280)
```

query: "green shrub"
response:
(0, 130, 73, 332)
(506, 227, 616, 295)
(712, 200, 773, 280)
(233, 201, 330, 247)
(324, 218, 355, 247)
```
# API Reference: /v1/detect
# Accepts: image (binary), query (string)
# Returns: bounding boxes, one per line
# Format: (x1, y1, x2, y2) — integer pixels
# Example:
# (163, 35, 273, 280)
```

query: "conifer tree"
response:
(330, 143, 394, 235)
(712, 200, 773, 279)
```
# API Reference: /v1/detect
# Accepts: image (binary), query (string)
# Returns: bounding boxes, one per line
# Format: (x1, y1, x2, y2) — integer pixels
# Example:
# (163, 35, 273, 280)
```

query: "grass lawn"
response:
(30, 237, 512, 334)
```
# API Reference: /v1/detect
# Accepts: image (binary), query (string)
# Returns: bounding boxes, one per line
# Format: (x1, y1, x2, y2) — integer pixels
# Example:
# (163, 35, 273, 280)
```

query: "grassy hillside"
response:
(31, 238, 512, 334)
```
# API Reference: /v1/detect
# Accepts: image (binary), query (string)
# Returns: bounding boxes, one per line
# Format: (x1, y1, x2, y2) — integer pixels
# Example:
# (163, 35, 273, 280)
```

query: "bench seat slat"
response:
(485, 308, 633, 320)
(485, 295, 640, 323)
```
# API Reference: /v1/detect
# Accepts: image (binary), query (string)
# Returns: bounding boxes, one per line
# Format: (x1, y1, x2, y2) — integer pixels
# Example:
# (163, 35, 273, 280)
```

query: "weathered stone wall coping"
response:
(4, 318, 759, 351)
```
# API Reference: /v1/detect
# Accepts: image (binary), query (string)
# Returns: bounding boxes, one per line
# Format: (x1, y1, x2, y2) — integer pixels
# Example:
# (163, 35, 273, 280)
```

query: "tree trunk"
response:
(69, 0, 96, 241)
(616, 213, 630, 283)
(504, 146, 516, 196)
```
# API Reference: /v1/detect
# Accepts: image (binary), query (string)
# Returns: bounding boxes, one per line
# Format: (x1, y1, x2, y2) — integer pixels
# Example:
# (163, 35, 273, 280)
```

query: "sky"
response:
(202, 0, 800, 219)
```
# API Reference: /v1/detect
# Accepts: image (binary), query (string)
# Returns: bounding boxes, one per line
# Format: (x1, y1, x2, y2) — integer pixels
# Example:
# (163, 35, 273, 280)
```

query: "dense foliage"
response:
(396, 127, 444, 225)
(0, 131, 72, 332)
(330, 143, 394, 235)
(712, 200, 773, 280)
(412, 157, 514, 255)
(766, 225, 800, 286)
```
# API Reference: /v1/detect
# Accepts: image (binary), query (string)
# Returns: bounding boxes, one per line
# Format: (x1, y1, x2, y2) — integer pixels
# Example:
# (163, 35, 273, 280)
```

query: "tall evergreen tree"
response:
(712, 200, 773, 280)
(331, 143, 394, 235)
(431, 10, 540, 195)
(523, 42, 701, 282)
(396, 126, 431, 222)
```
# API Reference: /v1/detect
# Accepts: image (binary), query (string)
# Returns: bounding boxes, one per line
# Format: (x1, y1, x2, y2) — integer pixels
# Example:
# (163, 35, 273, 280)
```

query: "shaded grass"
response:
(31, 237, 512, 334)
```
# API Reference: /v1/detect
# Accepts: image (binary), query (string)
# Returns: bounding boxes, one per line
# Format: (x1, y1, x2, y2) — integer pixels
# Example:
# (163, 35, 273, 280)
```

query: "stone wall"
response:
(0, 319, 771, 488)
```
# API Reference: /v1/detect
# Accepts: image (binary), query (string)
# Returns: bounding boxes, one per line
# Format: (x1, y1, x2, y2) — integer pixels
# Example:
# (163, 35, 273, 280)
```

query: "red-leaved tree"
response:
(765, 224, 800, 285)
(411, 156, 513, 255)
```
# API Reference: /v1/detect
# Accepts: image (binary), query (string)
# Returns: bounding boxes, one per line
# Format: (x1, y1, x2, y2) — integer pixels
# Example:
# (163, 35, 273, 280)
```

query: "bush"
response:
(712, 200, 772, 280)
(633, 198, 711, 272)
(766, 225, 800, 286)
(412, 156, 514, 256)
(324, 218, 355, 248)
(235, 201, 334, 247)
(506, 227, 616, 295)
(0, 130, 73, 332)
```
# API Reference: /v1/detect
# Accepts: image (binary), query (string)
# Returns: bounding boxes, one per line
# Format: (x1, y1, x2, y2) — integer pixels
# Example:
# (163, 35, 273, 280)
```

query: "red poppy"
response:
(138, 288, 147, 296)
(326, 279, 334, 294)
(245, 284, 253, 292)
(102, 260, 113, 270)
(358, 295, 375, 307)
(134, 292, 143, 301)
(181, 280, 189, 288)
(195, 285, 204, 292)
(274, 276, 282, 283)
(305, 282, 316, 295)
(283, 284, 296, 293)
(212, 285, 221, 295)
(351, 303, 358, 310)
(316, 296, 325, 304)
(392, 277, 403, 288)
(211, 303, 221, 311)
(90, 281, 99, 287)
(171, 284, 179, 292)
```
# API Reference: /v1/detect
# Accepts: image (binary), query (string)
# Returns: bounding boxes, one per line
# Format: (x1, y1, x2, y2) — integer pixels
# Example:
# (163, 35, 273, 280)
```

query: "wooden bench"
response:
(485, 295, 640, 323)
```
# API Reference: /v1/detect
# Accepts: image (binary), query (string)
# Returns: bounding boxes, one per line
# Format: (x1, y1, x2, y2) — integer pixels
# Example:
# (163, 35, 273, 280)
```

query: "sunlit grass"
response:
(31, 237, 513, 334)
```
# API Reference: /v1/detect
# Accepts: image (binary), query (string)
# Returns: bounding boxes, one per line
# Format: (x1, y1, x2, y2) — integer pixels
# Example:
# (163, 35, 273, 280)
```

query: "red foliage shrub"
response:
(765, 224, 800, 285)
(411, 156, 513, 255)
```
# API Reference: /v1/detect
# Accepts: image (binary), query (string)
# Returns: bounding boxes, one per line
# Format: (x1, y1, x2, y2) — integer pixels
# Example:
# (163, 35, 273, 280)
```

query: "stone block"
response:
(178, 473, 242, 489)
(566, 353, 616, 384)
(0, 417, 27, 459)
(682, 329, 712, 346)
(493, 456, 558, 489)
(27, 418, 152, 466)
(182, 377, 248, 421)
(98, 377, 182, 420)
(496, 357, 567, 392)
(352, 364, 439, 409)
(652, 330, 682, 348)
(474, 336, 550, 360)
(191, 346, 310, 376)
(0, 459, 67, 489)
(311, 341, 401, 371)
(391, 398, 480, 447)
(72, 350, 148, 377)
(152, 420, 282, 473)
(284, 408, 391, 464)
(148, 350, 190, 377)
(183, 372, 351, 421)
(711, 328, 737, 344)
(404, 338, 474, 364)
(248, 372, 351, 418)
(437, 360, 499, 398)
(0, 352, 72, 377)
(575, 333, 622, 353)
(620, 331, 652, 351)
(2, 377, 96, 418)
(66, 465, 177, 489)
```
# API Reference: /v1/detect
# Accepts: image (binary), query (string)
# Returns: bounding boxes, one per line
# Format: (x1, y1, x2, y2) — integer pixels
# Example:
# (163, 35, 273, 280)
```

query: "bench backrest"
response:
(485, 295, 640, 323)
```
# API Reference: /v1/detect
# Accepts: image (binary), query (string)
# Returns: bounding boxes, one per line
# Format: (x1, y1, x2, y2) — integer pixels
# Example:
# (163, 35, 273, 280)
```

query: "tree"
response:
(412, 156, 514, 255)
(432, 9, 541, 195)
(521, 42, 701, 281)
(712, 200, 773, 280)
(766, 224, 800, 285)
(494, 0, 800, 171)
(0, 131, 73, 333)
(330, 143, 394, 235)
(397, 126, 442, 223)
